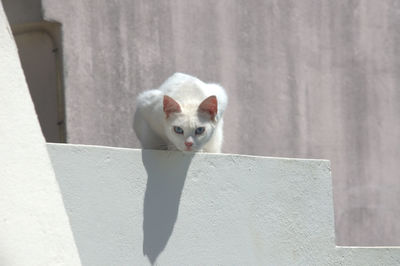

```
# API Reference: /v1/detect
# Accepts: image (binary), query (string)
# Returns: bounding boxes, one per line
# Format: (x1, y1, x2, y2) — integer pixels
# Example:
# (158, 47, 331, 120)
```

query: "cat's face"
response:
(163, 95, 218, 152)
(165, 113, 215, 152)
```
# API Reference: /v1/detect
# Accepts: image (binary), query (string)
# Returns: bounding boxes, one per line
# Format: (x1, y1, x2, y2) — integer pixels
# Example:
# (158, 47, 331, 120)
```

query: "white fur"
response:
(133, 73, 228, 153)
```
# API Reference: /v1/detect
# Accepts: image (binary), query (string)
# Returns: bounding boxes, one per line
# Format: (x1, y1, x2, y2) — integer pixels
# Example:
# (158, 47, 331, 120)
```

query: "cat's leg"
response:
(133, 111, 167, 150)
(202, 120, 223, 153)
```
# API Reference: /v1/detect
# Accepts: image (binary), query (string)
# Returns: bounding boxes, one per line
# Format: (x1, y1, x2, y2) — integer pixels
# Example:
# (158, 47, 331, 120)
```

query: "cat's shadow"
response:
(141, 149, 193, 265)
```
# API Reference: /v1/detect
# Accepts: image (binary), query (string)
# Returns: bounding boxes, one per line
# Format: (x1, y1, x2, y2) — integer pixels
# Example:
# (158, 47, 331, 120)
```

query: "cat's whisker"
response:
(158, 144, 168, 149)
(157, 143, 177, 151)
(167, 145, 177, 150)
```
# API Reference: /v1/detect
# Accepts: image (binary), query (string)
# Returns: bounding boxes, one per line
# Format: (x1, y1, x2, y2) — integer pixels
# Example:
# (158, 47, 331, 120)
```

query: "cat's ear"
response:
(163, 95, 181, 118)
(198, 95, 218, 121)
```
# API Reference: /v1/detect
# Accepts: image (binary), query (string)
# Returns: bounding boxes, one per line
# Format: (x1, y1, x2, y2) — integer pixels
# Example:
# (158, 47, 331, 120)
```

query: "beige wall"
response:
(2, 0, 65, 142)
(4, 0, 400, 245)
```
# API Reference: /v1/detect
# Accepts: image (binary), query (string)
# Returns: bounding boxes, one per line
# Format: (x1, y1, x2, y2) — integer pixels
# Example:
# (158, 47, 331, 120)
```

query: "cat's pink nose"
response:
(185, 141, 193, 147)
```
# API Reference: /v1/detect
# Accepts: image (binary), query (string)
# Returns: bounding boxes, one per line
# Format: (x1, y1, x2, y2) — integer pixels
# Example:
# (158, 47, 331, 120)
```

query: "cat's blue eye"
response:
(195, 127, 205, 135)
(173, 126, 184, 134)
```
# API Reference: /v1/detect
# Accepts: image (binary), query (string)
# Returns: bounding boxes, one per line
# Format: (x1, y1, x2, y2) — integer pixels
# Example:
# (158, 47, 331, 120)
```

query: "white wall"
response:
(48, 143, 400, 266)
(1, 0, 400, 263)
(0, 2, 80, 265)
(35, 0, 400, 245)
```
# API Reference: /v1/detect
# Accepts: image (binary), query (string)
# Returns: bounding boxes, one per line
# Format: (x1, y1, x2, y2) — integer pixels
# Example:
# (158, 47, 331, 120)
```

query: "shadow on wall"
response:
(141, 150, 193, 265)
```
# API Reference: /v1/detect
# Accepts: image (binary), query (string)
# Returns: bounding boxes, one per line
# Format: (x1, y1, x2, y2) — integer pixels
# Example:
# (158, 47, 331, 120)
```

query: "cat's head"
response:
(163, 95, 218, 152)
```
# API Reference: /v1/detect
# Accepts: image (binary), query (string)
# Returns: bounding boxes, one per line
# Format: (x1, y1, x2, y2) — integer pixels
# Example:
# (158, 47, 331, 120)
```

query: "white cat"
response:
(134, 73, 227, 153)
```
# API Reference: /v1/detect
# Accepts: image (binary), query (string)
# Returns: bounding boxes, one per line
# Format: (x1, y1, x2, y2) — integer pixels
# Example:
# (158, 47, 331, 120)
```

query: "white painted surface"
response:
(48, 144, 400, 265)
(0, 3, 80, 265)
(34, 0, 400, 245)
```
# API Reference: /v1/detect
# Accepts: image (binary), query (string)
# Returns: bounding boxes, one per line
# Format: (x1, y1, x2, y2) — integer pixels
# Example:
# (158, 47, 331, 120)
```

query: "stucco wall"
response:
(0, 2, 80, 265)
(2, 1, 399, 262)
(47, 143, 400, 266)
(37, 0, 400, 245)
(12, 25, 62, 142)
(3, 0, 400, 245)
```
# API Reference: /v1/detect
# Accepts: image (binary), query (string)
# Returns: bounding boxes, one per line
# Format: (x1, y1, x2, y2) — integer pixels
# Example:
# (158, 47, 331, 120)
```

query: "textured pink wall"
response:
(5, 0, 400, 245)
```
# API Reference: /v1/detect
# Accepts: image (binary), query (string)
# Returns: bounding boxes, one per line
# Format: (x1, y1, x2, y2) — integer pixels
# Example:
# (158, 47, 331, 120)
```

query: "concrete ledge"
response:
(47, 143, 400, 265)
